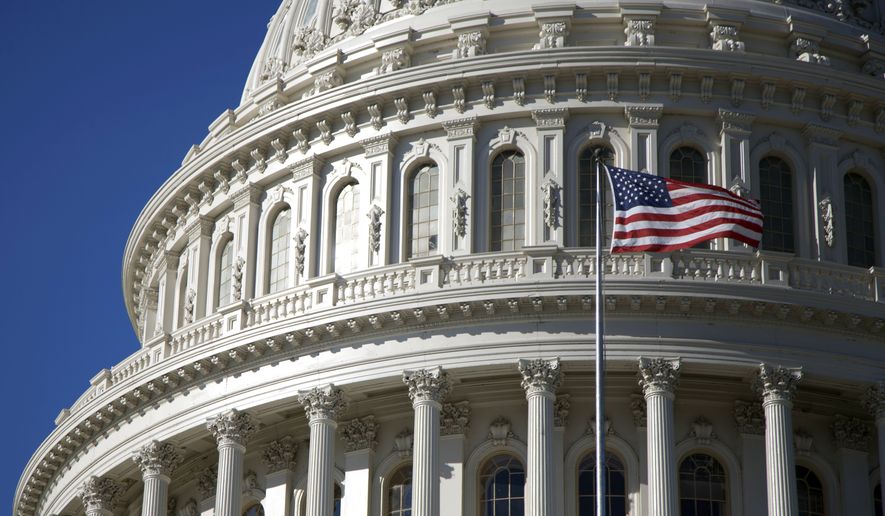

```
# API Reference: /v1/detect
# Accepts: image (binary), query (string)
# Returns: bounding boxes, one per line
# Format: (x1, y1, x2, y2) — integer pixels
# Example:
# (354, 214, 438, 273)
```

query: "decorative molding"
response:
(689, 416, 716, 444)
(625, 105, 663, 128)
(488, 416, 516, 445)
(754, 364, 802, 403)
(206, 409, 259, 447)
(79, 476, 124, 513)
(454, 31, 486, 59)
(393, 428, 413, 458)
(718, 109, 755, 134)
(403, 366, 451, 404)
(863, 381, 885, 419)
(517, 357, 562, 395)
(541, 179, 561, 230)
(513, 77, 526, 106)
(791, 37, 830, 65)
(293, 228, 308, 275)
(832, 414, 871, 451)
(481, 80, 495, 109)
(637, 357, 681, 396)
(711, 24, 745, 52)
(367, 205, 384, 253)
(341, 416, 378, 452)
(532, 108, 568, 128)
(132, 440, 183, 477)
(443, 116, 477, 140)
(361, 134, 395, 157)
(534, 21, 569, 49)
(377, 47, 411, 74)
(451, 188, 470, 237)
(261, 435, 298, 472)
(422, 90, 438, 118)
(819, 195, 835, 248)
(297, 384, 347, 421)
(575, 73, 587, 102)
(587, 416, 613, 436)
(196, 465, 217, 499)
(794, 429, 814, 455)
(624, 17, 655, 47)
(554, 394, 570, 428)
(441, 401, 470, 435)
(734, 400, 765, 435)
(452, 85, 466, 114)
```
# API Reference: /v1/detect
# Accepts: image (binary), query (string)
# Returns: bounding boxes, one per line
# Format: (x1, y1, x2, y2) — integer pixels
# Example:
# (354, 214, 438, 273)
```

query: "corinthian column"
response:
(755, 364, 803, 516)
(864, 381, 885, 516)
(638, 357, 681, 516)
(403, 367, 451, 516)
(79, 476, 124, 516)
(132, 440, 184, 516)
(517, 358, 562, 516)
(298, 384, 347, 516)
(206, 409, 259, 516)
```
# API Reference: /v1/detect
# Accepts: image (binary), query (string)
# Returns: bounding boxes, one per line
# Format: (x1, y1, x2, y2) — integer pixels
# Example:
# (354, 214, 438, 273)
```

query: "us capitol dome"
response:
(15, 0, 885, 515)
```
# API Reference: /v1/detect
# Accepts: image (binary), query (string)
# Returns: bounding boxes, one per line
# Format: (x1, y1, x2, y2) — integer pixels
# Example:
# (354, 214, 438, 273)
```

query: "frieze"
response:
(625, 105, 663, 128)
(532, 108, 569, 128)
(718, 108, 755, 134)
(443, 117, 477, 139)
(290, 155, 323, 181)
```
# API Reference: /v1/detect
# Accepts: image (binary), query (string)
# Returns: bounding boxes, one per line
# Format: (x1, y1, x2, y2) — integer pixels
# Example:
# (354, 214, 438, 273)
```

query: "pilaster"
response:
(531, 109, 568, 246)
(290, 157, 323, 282)
(403, 367, 451, 516)
(340, 416, 378, 515)
(832, 414, 872, 516)
(755, 363, 802, 516)
(863, 381, 885, 516)
(638, 356, 681, 516)
(442, 117, 478, 255)
(185, 216, 213, 319)
(802, 124, 842, 262)
(229, 184, 262, 300)
(261, 436, 298, 516)
(361, 134, 396, 267)
(298, 384, 347, 516)
(206, 409, 259, 516)
(440, 401, 470, 514)
(734, 400, 767, 516)
(625, 104, 663, 174)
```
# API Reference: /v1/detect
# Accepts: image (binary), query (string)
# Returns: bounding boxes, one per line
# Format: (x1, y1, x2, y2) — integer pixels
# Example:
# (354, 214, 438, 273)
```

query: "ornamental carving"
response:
(332, 0, 378, 36)
(79, 476, 124, 512)
(341, 416, 378, 452)
(819, 195, 835, 247)
(261, 435, 297, 472)
(451, 188, 470, 238)
(290, 27, 328, 65)
(541, 179, 561, 230)
(367, 205, 384, 253)
(554, 394, 570, 428)
(864, 58, 885, 79)
(689, 416, 716, 444)
(183, 499, 198, 516)
(443, 117, 477, 139)
(196, 465, 217, 499)
(403, 366, 451, 404)
(297, 384, 347, 421)
(441, 401, 470, 435)
(625, 18, 655, 47)
(306, 70, 343, 97)
(832, 414, 871, 451)
(518, 358, 562, 395)
(791, 37, 830, 65)
(754, 364, 802, 403)
(183, 288, 196, 324)
(588, 416, 613, 436)
(206, 409, 259, 447)
(534, 21, 568, 49)
(711, 24, 745, 52)
(863, 381, 885, 418)
(394, 428, 414, 458)
(293, 228, 308, 275)
(378, 47, 410, 74)
(734, 400, 765, 435)
(454, 31, 486, 59)
(625, 105, 662, 128)
(631, 395, 647, 427)
(794, 429, 814, 455)
(637, 357, 681, 396)
(132, 440, 183, 477)
(232, 256, 245, 301)
(489, 416, 516, 445)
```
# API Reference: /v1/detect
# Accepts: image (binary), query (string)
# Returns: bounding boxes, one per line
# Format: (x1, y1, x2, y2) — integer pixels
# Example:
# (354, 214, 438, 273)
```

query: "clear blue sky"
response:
(0, 1, 279, 508)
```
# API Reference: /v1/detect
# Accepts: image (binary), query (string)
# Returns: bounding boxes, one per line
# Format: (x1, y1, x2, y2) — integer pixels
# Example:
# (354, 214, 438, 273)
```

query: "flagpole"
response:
(594, 151, 607, 516)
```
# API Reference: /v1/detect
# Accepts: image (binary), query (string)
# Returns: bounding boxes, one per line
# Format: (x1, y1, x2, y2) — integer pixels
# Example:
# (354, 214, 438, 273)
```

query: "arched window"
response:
(217, 239, 233, 308)
(669, 147, 706, 184)
(844, 173, 876, 267)
(874, 483, 882, 516)
(243, 503, 264, 516)
(334, 483, 343, 516)
(479, 454, 525, 515)
(268, 208, 291, 294)
(388, 464, 413, 515)
(408, 164, 439, 259)
(797, 465, 825, 516)
(577, 452, 627, 516)
(679, 453, 727, 516)
(578, 145, 615, 247)
(490, 151, 526, 251)
(334, 182, 361, 274)
(758, 156, 795, 253)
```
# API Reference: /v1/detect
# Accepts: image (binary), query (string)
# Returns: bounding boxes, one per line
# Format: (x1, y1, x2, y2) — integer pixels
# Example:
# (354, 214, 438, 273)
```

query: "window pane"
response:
(480, 455, 525, 516)
(334, 183, 361, 273)
(217, 239, 233, 308)
(491, 151, 526, 252)
(759, 156, 795, 253)
(796, 466, 825, 516)
(844, 173, 876, 267)
(388, 465, 413, 515)
(268, 208, 291, 293)
(408, 164, 440, 259)
(578, 146, 615, 247)
(577, 452, 627, 516)
(679, 454, 727, 516)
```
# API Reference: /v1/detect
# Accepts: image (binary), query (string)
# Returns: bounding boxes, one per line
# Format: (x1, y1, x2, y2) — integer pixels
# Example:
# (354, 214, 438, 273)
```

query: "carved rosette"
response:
(734, 400, 765, 435)
(518, 358, 563, 396)
(403, 366, 451, 405)
(206, 409, 259, 448)
(297, 384, 347, 422)
(261, 436, 298, 472)
(79, 476, 124, 513)
(196, 465, 217, 499)
(341, 415, 378, 452)
(863, 381, 885, 419)
(832, 414, 871, 451)
(637, 357, 681, 397)
(132, 440, 184, 478)
(441, 401, 471, 435)
(754, 364, 802, 404)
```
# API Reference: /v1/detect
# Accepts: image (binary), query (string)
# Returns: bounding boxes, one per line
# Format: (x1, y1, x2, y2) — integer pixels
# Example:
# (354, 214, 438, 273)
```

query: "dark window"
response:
(389, 465, 413, 515)
(797, 465, 825, 516)
(577, 452, 627, 516)
(669, 147, 706, 185)
(243, 504, 264, 516)
(759, 156, 795, 253)
(679, 453, 727, 516)
(408, 164, 439, 259)
(874, 484, 882, 516)
(480, 454, 525, 516)
(491, 151, 526, 251)
(844, 173, 876, 267)
(578, 145, 615, 247)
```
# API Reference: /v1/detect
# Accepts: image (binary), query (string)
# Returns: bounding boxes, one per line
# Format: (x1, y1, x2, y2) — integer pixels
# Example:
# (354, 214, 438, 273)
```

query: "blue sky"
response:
(0, 1, 279, 509)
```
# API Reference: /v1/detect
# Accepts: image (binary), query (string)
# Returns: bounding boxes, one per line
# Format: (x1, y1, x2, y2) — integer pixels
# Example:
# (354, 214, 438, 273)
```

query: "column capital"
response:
(297, 384, 347, 421)
(261, 435, 298, 473)
(862, 381, 885, 419)
(79, 476, 124, 513)
(403, 366, 451, 404)
(832, 414, 872, 451)
(341, 415, 379, 452)
(754, 363, 802, 403)
(637, 356, 681, 396)
(518, 357, 563, 396)
(206, 409, 259, 447)
(132, 440, 184, 478)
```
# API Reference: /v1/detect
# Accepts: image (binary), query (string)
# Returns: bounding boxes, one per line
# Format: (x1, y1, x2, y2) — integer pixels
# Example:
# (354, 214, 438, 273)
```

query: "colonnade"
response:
(77, 360, 885, 516)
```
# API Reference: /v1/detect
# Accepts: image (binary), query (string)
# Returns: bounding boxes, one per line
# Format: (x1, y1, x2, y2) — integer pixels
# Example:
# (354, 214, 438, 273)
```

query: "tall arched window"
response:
(577, 452, 627, 516)
(388, 464, 413, 515)
(679, 453, 727, 516)
(874, 483, 882, 516)
(408, 164, 439, 259)
(243, 503, 264, 516)
(479, 454, 525, 515)
(490, 151, 526, 251)
(797, 465, 825, 516)
(759, 156, 795, 253)
(334, 182, 361, 274)
(669, 147, 706, 184)
(578, 145, 615, 247)
(217, 239, 233, 308)
(268, 208, 291, 294)
(844, 173, 876, 267)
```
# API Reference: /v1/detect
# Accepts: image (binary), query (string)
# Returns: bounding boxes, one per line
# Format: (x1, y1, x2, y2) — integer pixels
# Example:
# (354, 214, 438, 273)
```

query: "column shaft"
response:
(215, 442, 245, 516)
(526, 390, 555, 515)
(306, 417, 337, 516)
(141, 474, 169, 516)
(763, 399, 798, 516)
(413, 399, 441, 516)
(878, 417, 885, 516)
(646, 391, 677, 516)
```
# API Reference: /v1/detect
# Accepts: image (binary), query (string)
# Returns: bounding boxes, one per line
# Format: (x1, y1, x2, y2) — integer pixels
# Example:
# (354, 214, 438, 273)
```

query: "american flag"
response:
(606, 166, 763, 253)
